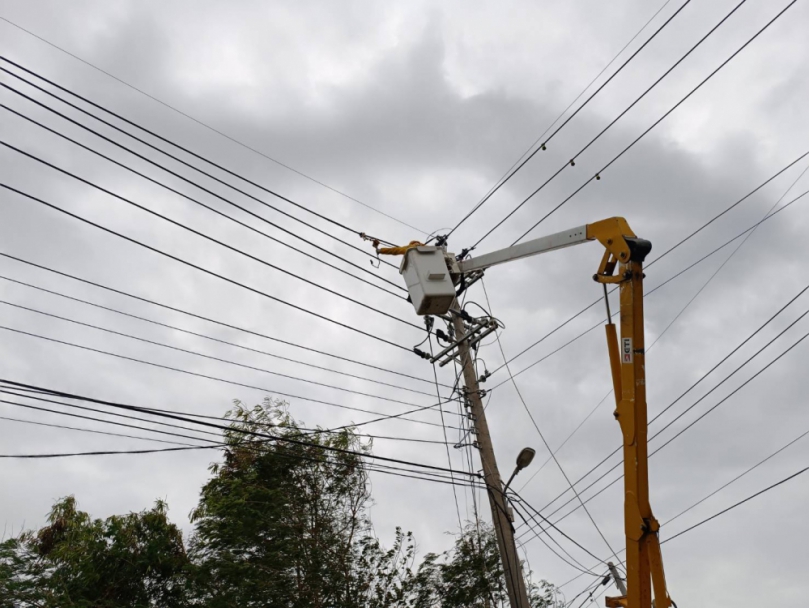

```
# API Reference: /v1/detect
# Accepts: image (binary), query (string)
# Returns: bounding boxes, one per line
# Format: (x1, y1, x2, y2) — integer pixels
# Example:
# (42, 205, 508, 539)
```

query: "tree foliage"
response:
(188, 398, 377, 607)
(0, 496, 189, 607)
(0, 398, 559, 608)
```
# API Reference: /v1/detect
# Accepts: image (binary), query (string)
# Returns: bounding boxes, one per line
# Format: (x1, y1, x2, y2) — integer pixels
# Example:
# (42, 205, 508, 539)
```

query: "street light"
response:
(503, 447, 536, 492)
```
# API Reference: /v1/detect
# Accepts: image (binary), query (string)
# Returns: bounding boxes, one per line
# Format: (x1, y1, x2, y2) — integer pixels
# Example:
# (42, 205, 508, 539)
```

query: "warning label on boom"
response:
(622, 338, 633, 364)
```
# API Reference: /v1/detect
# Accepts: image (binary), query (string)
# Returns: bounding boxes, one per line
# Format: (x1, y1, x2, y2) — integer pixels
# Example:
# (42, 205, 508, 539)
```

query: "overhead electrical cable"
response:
(662, 424, 809, 527)
(0, 274, 435, 397)
(0, 325, 461, 429)
(1, 388, 224, 442)
(0, 389, 461, 487)
(0, 385, 454, 447)
(0, 73, 400, 271)
(558, 457, 809, 592)
(0, 413, 200, 447)
(510, 0, 797, 245)
(659, 463, 809, 543)
(466, 0, 747, 247)
(509, 502, 601, 577)
(0, 411, 471, 486)
(0, 81, 402, 285)
(428, 335, 463, 529)
(0, 251, 448, 388)
(508, 491, 610, 570)
(0, 397, 217, 446)
(1, 184, 419, 352)
(1, 103, 404, 299)
(0, 57, 407, 248)
(0, 440, 486, 490)
(0, 445, 225, 459)
(449, 0, 689, 237)
(481, 280, 622, 566)
(0, 142, 419, 331)
(0, 29, 427, 235)
(1, 383, 458, 449)
(0, 298, 440, 410)
(521, 321, 809, 544)
(0, 378, 478, 478)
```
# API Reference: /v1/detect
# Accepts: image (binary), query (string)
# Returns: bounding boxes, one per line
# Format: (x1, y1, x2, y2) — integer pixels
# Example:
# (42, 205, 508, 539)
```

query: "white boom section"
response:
(458, 224, 589, 274)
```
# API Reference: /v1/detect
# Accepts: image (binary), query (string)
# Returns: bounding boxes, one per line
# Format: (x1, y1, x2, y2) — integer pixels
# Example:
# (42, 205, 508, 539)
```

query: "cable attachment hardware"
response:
(360, 232, 383, 267)
(412, 347, 431, 360)
(462, 386, 488, 398)
(435, 328, 451, 344)
(432, 316, 498, 367)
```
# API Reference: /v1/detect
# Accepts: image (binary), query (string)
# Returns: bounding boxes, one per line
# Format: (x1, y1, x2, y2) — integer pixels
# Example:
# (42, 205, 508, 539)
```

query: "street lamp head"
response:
(515, 447, 536, 471)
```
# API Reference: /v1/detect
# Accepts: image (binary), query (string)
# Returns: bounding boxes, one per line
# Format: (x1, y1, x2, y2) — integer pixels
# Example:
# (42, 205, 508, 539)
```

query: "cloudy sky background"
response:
(1, 0, 809, 605)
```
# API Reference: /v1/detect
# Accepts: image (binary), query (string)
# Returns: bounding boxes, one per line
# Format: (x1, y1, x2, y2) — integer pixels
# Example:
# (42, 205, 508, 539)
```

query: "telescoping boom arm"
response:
(457, 217, 650, 278)
(461, 217, 672, 608)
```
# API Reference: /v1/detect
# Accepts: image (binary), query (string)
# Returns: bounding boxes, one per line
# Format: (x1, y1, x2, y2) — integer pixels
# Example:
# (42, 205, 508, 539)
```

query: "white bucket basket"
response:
(399, 246, 456, 316)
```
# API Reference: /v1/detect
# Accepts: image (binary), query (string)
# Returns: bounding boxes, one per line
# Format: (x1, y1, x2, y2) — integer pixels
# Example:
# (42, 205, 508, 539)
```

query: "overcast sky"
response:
(1, 0, 808, 605)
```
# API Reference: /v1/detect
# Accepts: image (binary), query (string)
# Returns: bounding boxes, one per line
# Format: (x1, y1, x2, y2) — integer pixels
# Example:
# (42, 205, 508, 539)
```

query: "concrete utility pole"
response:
(451, 303, 530, 608)
(608, 561, 628, 596)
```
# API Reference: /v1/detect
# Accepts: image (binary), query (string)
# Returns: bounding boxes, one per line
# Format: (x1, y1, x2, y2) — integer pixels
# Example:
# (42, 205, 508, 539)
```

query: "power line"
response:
(0, 102, 405, 299)
(0, 325, 461, 430)
(449, 0, 688, 237)
(0, 438, 486, 490)
(0, 273, 436, 397)
(0, 378, 478, 478)
(0, 56, 407, 248)
(662, 424, 809, 527)
(1, 388, 223, 442)
(0, 397, 217, 446)
(0, 31, 427, 236)
(1, 184, 418, 352)
(1, 385, 455, 447)
(0, 416, 471, 487)
(0, 71, 400, 272)
(558, 457, 809, 591)
(0, 377, 477, 488)
(523, 319, 809, 543)
(0, 251, 448, 388)
(0, 445, 224, 459)
(0, 298, 445, 411)
(511, 0, 796, 245)
(665, 462, 809, 542)
(0, 413, 199, 447)
(509, 491, 608, 571)
(428, 335, 463, 529)
(481, 279, 622, 567)
(0, 74, 402, 283)
(509, 501, 601, 577)
(466, 0, 747, 248)
(1, 140, 418, 330)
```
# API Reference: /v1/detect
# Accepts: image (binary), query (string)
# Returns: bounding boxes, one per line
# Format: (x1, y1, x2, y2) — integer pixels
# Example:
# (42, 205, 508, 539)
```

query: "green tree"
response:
(188, 398, 379, 607)
(0, 398, 560, 608)
(407, 522, 560, 608)
(0, 496, 190, 608)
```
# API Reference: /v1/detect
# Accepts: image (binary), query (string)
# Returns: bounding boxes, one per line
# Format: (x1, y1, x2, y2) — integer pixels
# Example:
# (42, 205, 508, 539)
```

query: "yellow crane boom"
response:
(385, 217, 673, 608)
